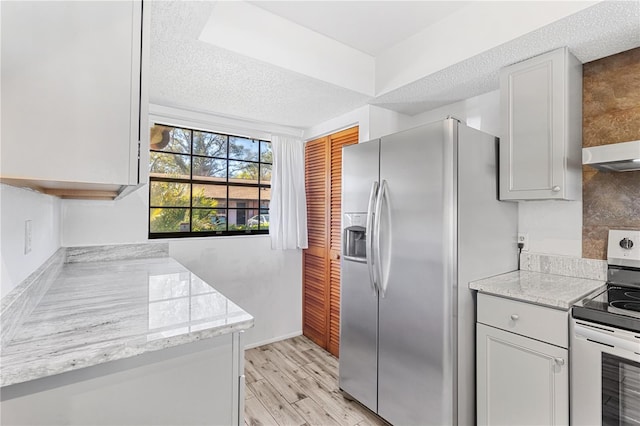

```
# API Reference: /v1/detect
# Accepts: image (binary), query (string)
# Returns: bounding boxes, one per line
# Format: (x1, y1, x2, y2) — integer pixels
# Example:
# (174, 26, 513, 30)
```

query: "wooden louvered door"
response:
(303, 126, 358, 357)
(303, 137, 329, 348)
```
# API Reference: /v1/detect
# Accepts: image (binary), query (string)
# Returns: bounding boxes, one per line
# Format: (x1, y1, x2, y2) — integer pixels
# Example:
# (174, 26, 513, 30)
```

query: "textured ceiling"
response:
(372, 0, 640, 115)
(248, 1, 471, 56)
(149, 1, 640, 129)
(149, 1, 371, 129)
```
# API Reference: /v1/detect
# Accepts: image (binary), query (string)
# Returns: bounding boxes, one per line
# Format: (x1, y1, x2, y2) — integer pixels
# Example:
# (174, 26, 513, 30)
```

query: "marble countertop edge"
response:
(1, 316, 254, 388)
(469, 270, 607, 310)
(0, 248, 255, 389)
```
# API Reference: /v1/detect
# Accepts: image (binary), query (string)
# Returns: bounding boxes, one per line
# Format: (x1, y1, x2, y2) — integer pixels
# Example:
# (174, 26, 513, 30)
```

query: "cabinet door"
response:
(1, 1, 142, 186)
(477, 323, 569, 426)
(499, 47, 581, 201)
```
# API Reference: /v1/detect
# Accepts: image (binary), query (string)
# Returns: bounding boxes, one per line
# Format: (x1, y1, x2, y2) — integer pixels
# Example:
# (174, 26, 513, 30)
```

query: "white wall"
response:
(406, 89, 502, 135)
(303, 104, 370, 143)
(517, 201, 582, 257)
(0, 184, 61, 298)
(168, 237, 302, 348)
(304, 90, 583, 257)
(62, 191, 303, 347)
(303, 104, 411, 143)
(60, 108, 304, 347)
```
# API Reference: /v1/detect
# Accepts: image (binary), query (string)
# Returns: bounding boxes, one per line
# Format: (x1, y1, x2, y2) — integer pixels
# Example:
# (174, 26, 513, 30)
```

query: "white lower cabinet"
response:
(1, 333, 245, 426)
(476, 294, 569, 426)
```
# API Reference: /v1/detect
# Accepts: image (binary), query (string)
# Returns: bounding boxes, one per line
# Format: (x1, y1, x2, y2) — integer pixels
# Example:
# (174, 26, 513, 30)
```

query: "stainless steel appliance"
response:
(572, 229, 640, 425)
(583, 140, 640, 172)
(339, 118, 518, 425)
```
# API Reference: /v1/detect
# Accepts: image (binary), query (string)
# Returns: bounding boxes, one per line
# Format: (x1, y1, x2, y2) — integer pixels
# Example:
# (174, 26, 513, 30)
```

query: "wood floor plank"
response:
(301, 360, 339, 392)
(246, 346, 272, 368)
(347, 402, 390, 426)
(246, 385, 256, 400)
(297, 376, 364, 426)
(245, 337, 387, 426)
(289, 335, 317, 352)
(303, 345, 339, 371)
(245, 356, 265, 384)
(257, 360, 308, 404)
(270, 339, 314, 366)
(248, 379, 307, 426)
(264, 346, 310, 382)
(245, 395, 279, 426)
(293, 396, 342, 426)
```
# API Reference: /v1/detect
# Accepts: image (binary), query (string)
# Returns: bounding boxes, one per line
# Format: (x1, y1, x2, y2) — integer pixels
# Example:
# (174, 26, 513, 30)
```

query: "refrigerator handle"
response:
(373, 179, 387, 297)
(378, 180, 392, 296)
(365, 181, 379, 295)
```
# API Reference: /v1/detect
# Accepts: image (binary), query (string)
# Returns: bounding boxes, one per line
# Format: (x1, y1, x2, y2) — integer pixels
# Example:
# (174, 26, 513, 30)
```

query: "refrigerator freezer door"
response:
(339, 140, 380, 412)
(377, 121, 456, 425)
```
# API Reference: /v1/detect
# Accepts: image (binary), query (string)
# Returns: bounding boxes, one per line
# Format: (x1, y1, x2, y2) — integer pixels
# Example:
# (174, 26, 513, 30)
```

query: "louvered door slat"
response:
(303, 126, 358, 357)
(327, 127, 358, 357)
(303, 138, 329, 348)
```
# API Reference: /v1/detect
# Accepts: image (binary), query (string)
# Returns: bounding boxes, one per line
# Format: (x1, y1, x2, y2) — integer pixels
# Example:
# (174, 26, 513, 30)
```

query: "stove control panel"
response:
(608, 230, 640, 268)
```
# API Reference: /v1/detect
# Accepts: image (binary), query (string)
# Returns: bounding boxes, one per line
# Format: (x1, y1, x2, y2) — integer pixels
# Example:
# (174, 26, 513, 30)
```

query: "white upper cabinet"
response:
(0, 1, 149, 199)
(499, 47, 582, 201)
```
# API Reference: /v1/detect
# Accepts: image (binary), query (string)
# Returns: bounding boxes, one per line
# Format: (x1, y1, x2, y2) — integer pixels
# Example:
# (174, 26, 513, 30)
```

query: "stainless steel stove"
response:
(573, 230, 640, 333)
(571, 230, 640, 426)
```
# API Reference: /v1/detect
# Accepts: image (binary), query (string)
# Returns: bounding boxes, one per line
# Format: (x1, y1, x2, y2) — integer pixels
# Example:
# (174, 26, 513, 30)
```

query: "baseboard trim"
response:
(245, 331, 303, 350)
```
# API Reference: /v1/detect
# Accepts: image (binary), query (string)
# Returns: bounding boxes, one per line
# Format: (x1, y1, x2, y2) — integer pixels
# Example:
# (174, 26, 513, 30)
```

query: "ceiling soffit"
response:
(150, 1, 640, 128)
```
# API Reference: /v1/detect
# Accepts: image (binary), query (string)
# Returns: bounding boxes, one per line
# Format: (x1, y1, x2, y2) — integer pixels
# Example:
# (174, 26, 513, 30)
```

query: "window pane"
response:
(150, 182, 190, 207)
(260, 200, 270, 213)
(211, 209, 228, 231)
(258, 213, 270, 230)
(150, 125, 190, 154)
(229, 160, 259, 182)
(193, 131, 227, 157)
(192, 209, 223, 232)
(228, 209, 259, 230)
(260, 141, 272, 163)
(260, 187, 271, 204)
(150, 152, 190, 179)
(150, 208, 190, 233)
(193, 157, 226, 181)
(229, 136, 259, 161)
(193, 184, 227, 208)
(260, 164, 272, 184)
(229, 186, 259, 205)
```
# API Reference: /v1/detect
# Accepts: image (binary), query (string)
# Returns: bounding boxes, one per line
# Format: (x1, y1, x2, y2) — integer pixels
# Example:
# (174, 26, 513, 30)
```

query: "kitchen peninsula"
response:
(0, 244, 253, 426)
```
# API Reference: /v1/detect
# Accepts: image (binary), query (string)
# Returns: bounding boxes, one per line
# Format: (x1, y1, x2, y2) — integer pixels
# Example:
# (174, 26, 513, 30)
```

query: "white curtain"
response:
(269, 135, 308, 250)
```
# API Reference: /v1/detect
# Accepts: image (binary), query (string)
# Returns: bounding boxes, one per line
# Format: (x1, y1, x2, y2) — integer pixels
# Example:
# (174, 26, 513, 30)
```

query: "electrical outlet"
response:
(517, 233, 529, 251)
(25, 220, 32, 254)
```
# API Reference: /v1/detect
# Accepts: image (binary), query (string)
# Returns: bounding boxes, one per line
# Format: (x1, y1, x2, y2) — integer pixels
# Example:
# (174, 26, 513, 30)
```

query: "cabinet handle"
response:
(554, 357, 565, 366)
(552, 186, 561, 192)
(510, 314, 519, 321)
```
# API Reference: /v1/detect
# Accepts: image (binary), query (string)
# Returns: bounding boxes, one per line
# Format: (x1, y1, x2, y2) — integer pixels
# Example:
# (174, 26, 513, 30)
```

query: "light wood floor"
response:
(244, 335, 389, 426)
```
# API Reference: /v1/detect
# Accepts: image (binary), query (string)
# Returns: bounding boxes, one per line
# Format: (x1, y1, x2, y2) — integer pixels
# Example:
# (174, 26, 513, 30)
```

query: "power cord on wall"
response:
(517, 242, 524, 270)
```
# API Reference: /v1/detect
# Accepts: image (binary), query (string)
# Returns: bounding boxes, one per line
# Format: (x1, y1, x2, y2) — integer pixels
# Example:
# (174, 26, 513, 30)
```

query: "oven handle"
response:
(574, 323, 640, 354)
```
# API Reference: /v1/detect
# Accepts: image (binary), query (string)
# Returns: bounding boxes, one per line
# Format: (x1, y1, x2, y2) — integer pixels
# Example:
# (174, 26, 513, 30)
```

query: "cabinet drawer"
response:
(477, 293, 568, 348)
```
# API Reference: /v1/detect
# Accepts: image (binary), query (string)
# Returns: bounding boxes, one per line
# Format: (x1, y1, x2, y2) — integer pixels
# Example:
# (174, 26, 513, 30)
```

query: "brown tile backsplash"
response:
(582, 47, 640, 259)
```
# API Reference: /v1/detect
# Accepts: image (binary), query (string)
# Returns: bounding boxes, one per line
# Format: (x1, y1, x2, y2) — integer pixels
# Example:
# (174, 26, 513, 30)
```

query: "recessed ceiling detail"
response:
(248, 1, 472, 56)
(149, 1, 640, 129)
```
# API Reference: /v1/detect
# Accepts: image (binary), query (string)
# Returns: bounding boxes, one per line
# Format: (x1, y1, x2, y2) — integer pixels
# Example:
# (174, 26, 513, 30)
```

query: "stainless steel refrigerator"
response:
(339, 118, 518, 425)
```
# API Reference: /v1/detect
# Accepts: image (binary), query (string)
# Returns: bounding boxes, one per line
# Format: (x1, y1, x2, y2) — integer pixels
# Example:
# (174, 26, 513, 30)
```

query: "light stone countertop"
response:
(0, 257, 254, 387)
(469, 270, 606, 310)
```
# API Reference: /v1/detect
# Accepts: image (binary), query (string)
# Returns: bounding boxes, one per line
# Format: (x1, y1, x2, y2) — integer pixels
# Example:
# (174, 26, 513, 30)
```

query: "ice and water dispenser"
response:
(343, 213, 367, 262)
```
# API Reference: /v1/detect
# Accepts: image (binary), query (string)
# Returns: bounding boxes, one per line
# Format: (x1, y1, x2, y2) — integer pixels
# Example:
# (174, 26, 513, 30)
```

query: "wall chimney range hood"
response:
(583, 140, 640, 172)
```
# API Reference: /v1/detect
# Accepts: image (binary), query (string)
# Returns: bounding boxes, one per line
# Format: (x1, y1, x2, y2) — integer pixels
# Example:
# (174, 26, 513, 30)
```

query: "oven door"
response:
(571, 318, 640, 425)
